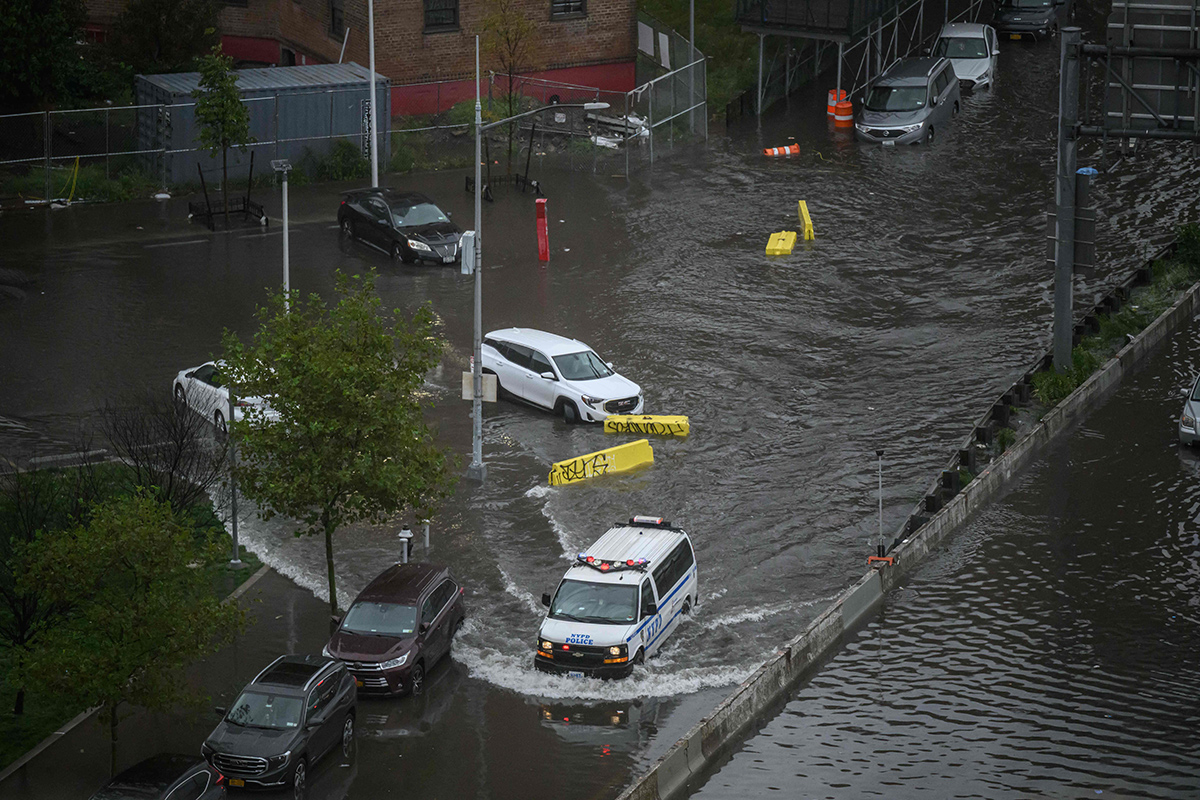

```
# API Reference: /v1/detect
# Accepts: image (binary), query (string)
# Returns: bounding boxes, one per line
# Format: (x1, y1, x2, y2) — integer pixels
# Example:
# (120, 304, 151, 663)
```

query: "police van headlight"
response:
(604, 644, 629, 664)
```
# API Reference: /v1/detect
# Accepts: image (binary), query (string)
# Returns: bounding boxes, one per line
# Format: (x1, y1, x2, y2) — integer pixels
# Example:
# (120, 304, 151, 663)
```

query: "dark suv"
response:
(992, 0, 1071, 40)
(202, 655, 356, 797)
(323, 563, 466, 697)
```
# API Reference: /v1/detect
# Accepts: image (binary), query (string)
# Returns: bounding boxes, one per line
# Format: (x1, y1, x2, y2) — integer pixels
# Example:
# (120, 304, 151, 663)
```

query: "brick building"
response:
(85, 0, 637, 113)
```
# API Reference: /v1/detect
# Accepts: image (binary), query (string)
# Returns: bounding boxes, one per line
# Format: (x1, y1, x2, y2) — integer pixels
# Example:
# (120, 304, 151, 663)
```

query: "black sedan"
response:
(338, 188, 462, 265)
(89, 754, 225, 799)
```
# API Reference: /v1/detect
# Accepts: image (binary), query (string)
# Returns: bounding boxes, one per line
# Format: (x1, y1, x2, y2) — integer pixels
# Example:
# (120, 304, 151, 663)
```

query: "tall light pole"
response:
(271, 159, 292, 310)
(466, 43, 608, 482)
(367, 0, 379, 187)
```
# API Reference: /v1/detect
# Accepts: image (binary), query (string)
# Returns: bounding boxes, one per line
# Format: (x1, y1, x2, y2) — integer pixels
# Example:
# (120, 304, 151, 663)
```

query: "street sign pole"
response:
(1053, 28, 1082, 373)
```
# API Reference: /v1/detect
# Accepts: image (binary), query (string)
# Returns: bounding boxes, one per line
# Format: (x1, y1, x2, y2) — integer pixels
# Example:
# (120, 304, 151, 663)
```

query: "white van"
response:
(535, 516, 698, 678)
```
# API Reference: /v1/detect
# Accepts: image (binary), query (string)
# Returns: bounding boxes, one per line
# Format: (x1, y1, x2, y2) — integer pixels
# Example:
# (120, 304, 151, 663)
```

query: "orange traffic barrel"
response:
(834, 100, 854, 128)
(826, 89, 847, 116)
(763, 143, 800, 157)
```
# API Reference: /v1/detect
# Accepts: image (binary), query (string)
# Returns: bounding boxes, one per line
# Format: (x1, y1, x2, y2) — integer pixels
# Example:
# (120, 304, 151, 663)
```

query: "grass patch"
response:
(0, 162, 160, 203)
(0, 667, 82, 769)
(995, 427, 1017, 454)
(1032, 224, 1200, 408)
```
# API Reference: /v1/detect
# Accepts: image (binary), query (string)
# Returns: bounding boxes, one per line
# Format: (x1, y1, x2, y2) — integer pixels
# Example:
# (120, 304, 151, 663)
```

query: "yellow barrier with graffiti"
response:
(603, 415, 690, 438)
(548, 439, 654, 486)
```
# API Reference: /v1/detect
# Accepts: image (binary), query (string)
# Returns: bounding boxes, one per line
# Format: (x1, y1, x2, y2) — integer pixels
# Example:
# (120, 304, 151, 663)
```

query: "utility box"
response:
(134, 63, 390, 185)
(460, 230, 476, 275)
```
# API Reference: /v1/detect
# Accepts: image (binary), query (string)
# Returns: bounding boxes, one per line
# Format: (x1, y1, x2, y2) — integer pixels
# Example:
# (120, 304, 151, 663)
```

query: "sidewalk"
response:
(0, 568, 329, 800)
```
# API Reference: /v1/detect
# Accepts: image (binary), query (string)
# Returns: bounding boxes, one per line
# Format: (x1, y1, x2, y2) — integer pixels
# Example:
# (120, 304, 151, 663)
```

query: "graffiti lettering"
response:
(604, 420, 687, 437)
(548, 452, 615, 486)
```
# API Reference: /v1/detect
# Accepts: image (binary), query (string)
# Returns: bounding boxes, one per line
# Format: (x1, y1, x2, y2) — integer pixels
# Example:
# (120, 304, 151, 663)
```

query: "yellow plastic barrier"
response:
(548, 439, 654, 486)
(766, 231, 797, 255)
(604, 415, 690, 438)
(798, 200, 815, 240)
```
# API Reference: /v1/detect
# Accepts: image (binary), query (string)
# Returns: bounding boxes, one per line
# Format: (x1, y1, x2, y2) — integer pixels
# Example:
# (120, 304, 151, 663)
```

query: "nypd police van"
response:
(535, 516, 697, 678)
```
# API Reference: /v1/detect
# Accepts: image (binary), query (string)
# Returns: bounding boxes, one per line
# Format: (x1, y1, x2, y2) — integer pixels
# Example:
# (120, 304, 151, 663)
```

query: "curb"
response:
(0, 563, 272, 784)
(617, 260, 1200, 800)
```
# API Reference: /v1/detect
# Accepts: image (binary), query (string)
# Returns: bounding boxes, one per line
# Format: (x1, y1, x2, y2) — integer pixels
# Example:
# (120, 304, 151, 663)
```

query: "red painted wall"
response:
(391, 62, 635, 116)
(221, 35, 283, 66)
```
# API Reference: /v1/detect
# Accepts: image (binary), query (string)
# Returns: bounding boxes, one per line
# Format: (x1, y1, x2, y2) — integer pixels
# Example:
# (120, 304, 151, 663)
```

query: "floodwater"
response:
(2, 18, 1200, 800)
(690, 303, 1200, 800)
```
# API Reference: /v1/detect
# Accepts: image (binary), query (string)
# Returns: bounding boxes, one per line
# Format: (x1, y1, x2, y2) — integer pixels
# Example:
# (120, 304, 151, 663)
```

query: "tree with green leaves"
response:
(108, 0, 220, 76)
(221, 271, 454, 618)
(19, 493, 246, 775)
(481, 0, 535, 172)
(0, 0, 86, 111)
(193, 45, 252, 226)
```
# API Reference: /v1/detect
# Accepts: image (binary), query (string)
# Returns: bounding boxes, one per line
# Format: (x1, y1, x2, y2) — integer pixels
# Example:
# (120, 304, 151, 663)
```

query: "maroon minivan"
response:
(322, 563, 466, 697)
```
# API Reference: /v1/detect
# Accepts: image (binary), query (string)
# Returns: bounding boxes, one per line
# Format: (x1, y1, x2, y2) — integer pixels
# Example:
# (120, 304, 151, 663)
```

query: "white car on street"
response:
(933, 22, 999, 90)
(481, 329, 643, 423)
(172, 361, 276, 434)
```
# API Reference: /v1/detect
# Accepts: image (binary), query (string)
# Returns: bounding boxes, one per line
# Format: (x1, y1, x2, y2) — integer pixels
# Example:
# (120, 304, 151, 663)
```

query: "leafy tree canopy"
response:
(0, 0, 87, 110)
(222, 271, 455, 614)
(109, 0, 220, 76)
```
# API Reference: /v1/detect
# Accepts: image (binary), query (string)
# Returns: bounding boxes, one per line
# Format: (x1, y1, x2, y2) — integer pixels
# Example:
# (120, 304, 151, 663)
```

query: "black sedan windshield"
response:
(226, 691, 302, 730)
(342, 601, 418, 636)
(553, 350, 613, 381)
(550, 580, 638, 624)
(865, 86, 926, 112)
(391, 202, 450, 228)
(935, 36, 988, 58)
(1007, 0, 1051, 7)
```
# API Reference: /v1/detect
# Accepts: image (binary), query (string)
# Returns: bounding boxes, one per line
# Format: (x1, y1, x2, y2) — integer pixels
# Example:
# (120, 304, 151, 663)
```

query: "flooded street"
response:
(3, 20, 1200, 800)
(690, 305, 1200, 800)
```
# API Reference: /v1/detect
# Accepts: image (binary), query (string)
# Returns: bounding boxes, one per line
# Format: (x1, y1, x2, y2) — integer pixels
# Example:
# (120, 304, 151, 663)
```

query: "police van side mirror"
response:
(644, 602, 657, 618)
(541, 592, 551, 607)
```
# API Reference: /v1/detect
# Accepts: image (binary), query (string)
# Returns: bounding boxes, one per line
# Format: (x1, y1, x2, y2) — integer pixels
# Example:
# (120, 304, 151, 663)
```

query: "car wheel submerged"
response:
(341, 714, 355, 759)
(926, 125, 935, 143)
(213, 410, 227, 439)
(410, 663, 425, 697)
(291, 759, 307, 800)
(173, 385, 186, 413)
(562, 401, 580, 424)
(341, 217, 355, 239)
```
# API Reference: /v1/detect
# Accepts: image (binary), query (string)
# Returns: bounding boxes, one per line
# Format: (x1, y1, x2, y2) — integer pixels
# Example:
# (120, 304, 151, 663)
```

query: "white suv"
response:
(481, 328, 643, 423)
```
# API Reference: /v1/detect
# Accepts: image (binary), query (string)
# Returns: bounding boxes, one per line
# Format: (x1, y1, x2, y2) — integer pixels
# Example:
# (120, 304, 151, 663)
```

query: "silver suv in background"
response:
(934, 23, 999, 90)
(855, 57, 960, 145)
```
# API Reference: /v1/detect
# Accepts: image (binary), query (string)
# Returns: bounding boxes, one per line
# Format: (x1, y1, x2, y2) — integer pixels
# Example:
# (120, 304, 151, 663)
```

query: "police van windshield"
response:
(550, 580, 638, 624)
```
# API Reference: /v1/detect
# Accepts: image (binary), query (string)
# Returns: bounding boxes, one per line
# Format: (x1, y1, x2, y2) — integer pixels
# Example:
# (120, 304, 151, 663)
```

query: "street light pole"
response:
(468, 35, 485, 483)
(367, 0, 379, 187)
(271, 159, 292, 311)
(465, 75, 609, 483)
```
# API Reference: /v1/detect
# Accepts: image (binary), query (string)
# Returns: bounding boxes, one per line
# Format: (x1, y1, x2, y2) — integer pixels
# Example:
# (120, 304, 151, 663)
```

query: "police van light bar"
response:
(629, 515, 671, 528)
(575, 554, 649, 573)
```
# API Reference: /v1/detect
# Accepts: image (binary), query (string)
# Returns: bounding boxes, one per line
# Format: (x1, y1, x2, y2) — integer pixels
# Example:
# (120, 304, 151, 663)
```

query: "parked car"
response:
(535, 516, 697, 679)
(323, 563, 466, 697)
(1179, 374, 1200, 445)
(855, 57, 960, 145)
(992, 0, 1071, 40)
(172, 361, 277, 435)
(933, 23, 999, 90)
(482, 328, 643, 423)
(338, 188, 462, 264)
(202, 655, 356, 797)
(89, 754, 225, 800)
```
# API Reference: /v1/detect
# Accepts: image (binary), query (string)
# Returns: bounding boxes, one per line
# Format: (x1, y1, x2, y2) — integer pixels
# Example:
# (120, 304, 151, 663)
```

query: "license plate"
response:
(442, 256, 454, 263)
(230, 779, 245, 787)
(355, 678, 363, 687)
(1009, 33, 1022, 39)
(881, 140, 896, 147)
(567, 671, 585, 679)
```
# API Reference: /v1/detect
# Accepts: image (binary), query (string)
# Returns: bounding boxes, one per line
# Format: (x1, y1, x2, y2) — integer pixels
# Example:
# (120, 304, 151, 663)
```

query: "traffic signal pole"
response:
(1053, 27, 1082, 373)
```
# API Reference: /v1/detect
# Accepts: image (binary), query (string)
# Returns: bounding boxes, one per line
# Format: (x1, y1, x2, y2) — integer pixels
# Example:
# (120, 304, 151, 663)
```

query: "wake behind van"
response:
(535, 516, 697, 678)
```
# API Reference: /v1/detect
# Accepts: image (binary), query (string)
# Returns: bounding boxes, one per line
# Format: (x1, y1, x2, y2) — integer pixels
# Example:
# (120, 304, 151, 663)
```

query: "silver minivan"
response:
(855, 57, 960, 145)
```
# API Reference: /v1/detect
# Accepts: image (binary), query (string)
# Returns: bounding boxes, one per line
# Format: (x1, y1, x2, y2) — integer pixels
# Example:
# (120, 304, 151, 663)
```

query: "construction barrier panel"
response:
(834, 100, 854, 128)
(826, 89, 847, 116)
(763, 143, 800, 157)
(798, 201, 815, 241)
(536, 198, 549, 262)
(766, 231, 797, 255)
(548, 439, 654, 486)
(603, 414, 690, 437)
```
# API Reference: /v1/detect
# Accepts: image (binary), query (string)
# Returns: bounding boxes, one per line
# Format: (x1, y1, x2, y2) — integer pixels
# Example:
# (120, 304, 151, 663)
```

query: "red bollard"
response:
(536, 198, 549, 262)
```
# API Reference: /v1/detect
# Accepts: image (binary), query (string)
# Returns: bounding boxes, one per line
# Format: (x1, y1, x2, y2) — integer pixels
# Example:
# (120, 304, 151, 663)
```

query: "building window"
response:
(423, 0, 459, 30)
(330, 0, 345, 38)
(550, 0, 585, 17)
